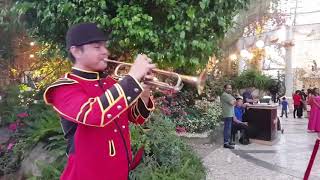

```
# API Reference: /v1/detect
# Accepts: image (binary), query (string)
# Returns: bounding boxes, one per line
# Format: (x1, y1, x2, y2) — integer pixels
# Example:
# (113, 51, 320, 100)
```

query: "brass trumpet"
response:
(104, 59, 207, 94)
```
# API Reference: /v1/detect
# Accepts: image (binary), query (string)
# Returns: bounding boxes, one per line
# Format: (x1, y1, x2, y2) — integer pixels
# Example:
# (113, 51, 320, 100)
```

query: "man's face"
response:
(225, 85, 232, 94)
(236, 99, 243, 106)
(72, 41, 110, 71)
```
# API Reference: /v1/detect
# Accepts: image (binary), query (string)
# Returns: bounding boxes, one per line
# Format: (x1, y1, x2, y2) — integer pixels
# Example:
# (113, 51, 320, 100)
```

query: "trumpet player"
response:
(44, 22, 156, 180)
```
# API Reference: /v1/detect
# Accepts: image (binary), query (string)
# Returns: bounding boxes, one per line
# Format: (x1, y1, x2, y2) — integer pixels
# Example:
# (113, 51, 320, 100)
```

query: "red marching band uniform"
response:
(43, 67, 154, 180)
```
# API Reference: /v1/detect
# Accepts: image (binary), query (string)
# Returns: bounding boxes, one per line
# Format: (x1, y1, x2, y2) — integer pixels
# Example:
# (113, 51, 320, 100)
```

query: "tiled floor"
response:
(201, 109, 320, 180)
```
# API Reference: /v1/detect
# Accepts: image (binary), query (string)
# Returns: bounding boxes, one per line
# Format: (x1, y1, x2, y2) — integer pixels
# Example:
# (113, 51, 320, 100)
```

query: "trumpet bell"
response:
(179, 70, 207, 94)
(197, 70, 207, 94)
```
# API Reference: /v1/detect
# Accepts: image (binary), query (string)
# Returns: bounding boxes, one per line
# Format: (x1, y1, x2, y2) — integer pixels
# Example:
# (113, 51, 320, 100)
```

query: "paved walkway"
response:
(194, 110, 320, 180)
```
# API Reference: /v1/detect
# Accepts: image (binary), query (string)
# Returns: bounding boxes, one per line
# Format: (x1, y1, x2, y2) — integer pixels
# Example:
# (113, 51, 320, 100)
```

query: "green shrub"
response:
(130, 112, 206, 180)
(25, 112, 205, 180)
(204, 74, 232, 98)
(0, 136, 30, 176)
(0, 84, 65, 177)
(0, 84, 44, 126)
(232, 70, 275, 90)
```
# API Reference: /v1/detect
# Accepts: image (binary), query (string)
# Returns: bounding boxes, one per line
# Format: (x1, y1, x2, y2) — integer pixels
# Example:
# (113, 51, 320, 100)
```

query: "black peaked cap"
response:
(66, 22, 108, 49)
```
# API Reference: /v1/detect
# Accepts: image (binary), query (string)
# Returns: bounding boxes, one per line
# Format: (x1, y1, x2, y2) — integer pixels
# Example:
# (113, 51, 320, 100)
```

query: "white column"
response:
(284, 25, 294, 112)
(285, 25, 294, 98)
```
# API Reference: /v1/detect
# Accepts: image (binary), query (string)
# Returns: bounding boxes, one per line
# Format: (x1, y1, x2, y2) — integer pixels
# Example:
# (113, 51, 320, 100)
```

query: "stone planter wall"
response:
(177, 122, 224, 145)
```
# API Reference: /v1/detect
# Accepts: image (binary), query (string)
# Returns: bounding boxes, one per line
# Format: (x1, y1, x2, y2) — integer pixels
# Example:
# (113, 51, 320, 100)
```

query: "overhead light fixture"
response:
(256, 40, 265, 49)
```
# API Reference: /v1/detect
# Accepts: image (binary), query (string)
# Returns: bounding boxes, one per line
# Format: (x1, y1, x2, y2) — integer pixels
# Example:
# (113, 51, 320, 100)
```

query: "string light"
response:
(30, 42, 35, 46)
(29, 54, 35, 58)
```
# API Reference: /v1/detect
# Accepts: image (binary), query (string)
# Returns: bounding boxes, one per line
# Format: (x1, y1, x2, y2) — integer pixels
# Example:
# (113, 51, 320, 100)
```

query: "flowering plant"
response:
(154, 89, 222, 133)
(0, 84, 41, 126)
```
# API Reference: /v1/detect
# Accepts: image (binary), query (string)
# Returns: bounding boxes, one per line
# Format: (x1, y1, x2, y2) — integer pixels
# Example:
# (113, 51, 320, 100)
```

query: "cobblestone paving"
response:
(195, 109, 320, 180)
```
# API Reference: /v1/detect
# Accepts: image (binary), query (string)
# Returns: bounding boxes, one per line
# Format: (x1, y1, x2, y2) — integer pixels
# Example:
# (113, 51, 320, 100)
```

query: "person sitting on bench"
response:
(232, 97, 250, 145)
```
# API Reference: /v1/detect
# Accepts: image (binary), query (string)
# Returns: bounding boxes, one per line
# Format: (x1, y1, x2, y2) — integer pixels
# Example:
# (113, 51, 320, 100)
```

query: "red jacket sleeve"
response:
(129, 97, 155, 124)
(43, 75, 144, 127)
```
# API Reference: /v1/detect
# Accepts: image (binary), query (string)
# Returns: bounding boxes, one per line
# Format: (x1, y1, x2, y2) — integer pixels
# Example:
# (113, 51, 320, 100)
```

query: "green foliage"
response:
(204, 74, 233, 98)
(24, 108, 62, 146)
(0, 2, 24, 62)
(0, 84, 35, 125)
(0, 83, 65, 176)
(16, 105, 66, 180)
(0, 101, 65, 177)
(7, 0, 249, 72)
(26, 112, 205, 180)
(130, 113, 205, 180)
(0, 137, 32, 176)
(30, 43, 72, 89)
(232, 70, 275, 90)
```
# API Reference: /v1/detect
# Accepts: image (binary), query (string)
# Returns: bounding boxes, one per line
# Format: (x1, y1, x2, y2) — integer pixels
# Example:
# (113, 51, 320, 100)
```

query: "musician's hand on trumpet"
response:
(128, 54, 156, 81)
(140, 82, 153, 104)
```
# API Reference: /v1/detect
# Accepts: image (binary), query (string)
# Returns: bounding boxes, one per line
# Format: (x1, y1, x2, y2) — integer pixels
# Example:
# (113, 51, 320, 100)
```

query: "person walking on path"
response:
(301, 89, 308, 111)
(306, 89, 313, 118)
(293, 90, 302, 118)
(280, 97, 288, 118)
(308, 88, 320, 133)
(221, 84, 236, 149)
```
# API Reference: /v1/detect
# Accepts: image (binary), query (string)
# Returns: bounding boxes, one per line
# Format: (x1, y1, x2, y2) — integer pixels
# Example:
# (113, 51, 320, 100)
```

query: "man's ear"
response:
(69, 46, 82, 60)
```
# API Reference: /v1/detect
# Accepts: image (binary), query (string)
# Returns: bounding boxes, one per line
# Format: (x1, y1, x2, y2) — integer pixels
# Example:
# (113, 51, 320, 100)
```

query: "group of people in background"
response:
(279, 89, 308, 119)
(221, 84, 320, 149)
(293, 89, 309, 118)
(279, 88, 320, 135)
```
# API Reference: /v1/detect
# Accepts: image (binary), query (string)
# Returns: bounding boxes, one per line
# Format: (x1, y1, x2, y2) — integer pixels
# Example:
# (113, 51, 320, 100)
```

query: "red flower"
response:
(8, 123, 17, 132)
(7, 143, 15, 151)
(17, 112, 29, 118)
(176, 126, 187, 133)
